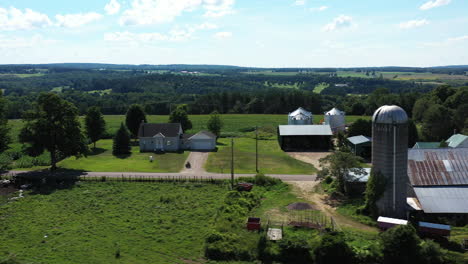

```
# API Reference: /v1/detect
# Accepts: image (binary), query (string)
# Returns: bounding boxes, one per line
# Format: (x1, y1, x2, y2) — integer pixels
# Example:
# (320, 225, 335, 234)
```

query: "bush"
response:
(380, 225, 421, 264)
(205, 231, 254, 261)
(253, 173, 282, 187)
(0, 154, 12, 170)
(315, 232, 355, 264)
(278, 233, 313, 264)
(419, 240, 444, 264)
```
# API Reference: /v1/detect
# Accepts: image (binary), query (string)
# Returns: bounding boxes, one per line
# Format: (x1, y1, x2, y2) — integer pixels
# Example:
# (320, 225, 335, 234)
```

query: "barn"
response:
(278, 125, 333, 151)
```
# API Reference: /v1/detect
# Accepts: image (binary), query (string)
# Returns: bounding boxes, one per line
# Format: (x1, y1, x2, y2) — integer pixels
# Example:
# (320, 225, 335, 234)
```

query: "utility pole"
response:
(256, 126, 259, 173)
(231, 138, 234, 189)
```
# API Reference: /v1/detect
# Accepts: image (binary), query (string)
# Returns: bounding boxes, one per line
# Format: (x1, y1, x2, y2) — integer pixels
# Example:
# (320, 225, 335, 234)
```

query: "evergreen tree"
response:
(113, 123, 131, 156)
(125, 104, 147, 140)
(85, 106, 106, 149)
(169, 104, 192, 131)
(207, 111, 223, 138)
(19, 93, 88, 170)
(421, 104, 453, 141)
(0, 90, 10, 152)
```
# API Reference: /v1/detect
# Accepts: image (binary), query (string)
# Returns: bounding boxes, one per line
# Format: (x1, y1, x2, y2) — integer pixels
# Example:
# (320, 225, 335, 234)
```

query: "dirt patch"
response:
(0, 186, 18, 196)
(287, 152, 331, 169)
(287, 202, 316, 211)
(286, 181, 377, 232)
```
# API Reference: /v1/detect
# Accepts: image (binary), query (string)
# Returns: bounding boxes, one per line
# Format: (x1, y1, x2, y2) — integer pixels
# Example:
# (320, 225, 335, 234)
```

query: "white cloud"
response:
(399, 19, 429, 29)
(214, 31, 232, 39)
(0, 7, 52, 31)
(293, 0, 306, 6)
(105, 0, 121, 15)
(423, 35, 468, 47)
(420, 0, 451, 10)
(120, 0, 235, 26)
(322, 15, 353, 32)
(0, 34, 56, 48)
(55, 12, 103, 28)
(448, 35, 468, 42)
(310, 6, 328, 12)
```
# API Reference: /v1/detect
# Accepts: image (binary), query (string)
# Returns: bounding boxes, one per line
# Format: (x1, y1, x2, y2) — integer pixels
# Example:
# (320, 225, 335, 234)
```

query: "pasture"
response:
(56, 139, 188, 173)
(0, 182, 227, 264)
(7, 114, 371, 143)
(205, 137, 317, 175)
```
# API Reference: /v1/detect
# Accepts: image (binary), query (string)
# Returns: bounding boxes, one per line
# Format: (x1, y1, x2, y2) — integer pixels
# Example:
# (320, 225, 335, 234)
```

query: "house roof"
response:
(138, 123, 182, 138)
(189, 131, 216, 139)
(347, 135, 371, 145)
(413, 142, 441, 149)
(278, 125, 332, 136)
(413, 187, 468, 213)
(446, 134, 467, 148)
(289, 107, 312, 117)
(408, 148, 468, 186)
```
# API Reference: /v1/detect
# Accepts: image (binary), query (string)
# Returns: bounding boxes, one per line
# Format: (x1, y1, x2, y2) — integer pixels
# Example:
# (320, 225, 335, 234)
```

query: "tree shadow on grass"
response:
(12, 168, 87, 195)
(87, 148, 107, 156)
(114, 153, 132, 159)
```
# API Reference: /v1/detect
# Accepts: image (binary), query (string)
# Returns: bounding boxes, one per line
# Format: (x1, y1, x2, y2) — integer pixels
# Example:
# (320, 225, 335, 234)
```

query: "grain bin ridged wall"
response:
(324, 108, 345, 133)
(372, 105, 409, 219)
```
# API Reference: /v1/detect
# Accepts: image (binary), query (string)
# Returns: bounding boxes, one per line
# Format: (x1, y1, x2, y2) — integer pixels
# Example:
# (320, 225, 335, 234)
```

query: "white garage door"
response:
(191, 139, 215, 150)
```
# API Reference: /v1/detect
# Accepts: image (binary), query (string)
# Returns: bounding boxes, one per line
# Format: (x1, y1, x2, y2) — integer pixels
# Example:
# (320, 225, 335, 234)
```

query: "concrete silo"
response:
(324, 108, 345, 133)
(372, 105, 408, 218)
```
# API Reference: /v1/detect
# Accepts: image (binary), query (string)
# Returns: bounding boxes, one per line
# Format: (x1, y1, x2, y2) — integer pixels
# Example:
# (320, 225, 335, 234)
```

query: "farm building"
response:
(413, 142, 441, 149)
(324, 107, 345, 133)
(347, 135, 372, 158)
(345, 168, 371, 194)
(278, 125, 333, 151)
(407, 148, 468, 221)
(288, 107, 313, 125)
(138, 123, 216, 152)
(446, 134, 468, 148)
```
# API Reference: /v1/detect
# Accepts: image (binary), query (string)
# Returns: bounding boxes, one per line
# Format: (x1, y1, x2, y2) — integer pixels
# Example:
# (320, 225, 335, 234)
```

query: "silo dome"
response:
(372, 105, 408, 124)
(324, 107, 345, 133)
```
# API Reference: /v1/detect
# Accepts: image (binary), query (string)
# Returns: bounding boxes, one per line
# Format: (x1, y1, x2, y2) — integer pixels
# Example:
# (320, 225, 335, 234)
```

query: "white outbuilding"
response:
(324, 107, 345, 133)
(288, 107, 313, 125)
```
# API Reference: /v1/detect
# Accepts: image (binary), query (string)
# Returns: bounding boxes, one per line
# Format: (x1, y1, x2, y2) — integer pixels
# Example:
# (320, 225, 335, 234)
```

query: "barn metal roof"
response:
(419, 221, 451, 231)
(377, 216, 408, 225)
(413, 187, 468, 213)
(346, 168, 371, 182)
(278, 125, 333, 136)
(372, 105, 408, 124)
(413, 142, 441, 149)
(347, 135, 371, 145)
(408, 148, 468, 186)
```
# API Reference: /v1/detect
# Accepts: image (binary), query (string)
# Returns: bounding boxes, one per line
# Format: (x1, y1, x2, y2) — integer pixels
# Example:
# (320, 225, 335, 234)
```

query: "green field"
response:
(264, 81, 301, 89)
(206, 137, 316, 175)
(313, 82, 329, 94)
(0, 182, 227, 264)
(7, 114, 371, 143)
(0, 73, 46, 78)
(56, 139, 188, 172)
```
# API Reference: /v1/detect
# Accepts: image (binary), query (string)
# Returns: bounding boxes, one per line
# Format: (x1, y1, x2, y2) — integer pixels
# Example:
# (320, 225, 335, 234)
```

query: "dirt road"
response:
(286, 152, 331, 169)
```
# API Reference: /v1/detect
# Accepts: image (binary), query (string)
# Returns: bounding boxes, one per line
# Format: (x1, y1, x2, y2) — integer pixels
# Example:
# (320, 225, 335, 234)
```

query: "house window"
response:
(167, 140, 172, 146)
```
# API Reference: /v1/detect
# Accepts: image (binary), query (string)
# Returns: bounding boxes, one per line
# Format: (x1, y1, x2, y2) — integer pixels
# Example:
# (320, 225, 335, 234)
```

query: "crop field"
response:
(0, 73, 46, 78)
(0, 182, 227, 264)
(56, 139, 188, 173)
(313, 82, 329, 94)
(205, 137, 317, 175)
(7, 114, 371, 143)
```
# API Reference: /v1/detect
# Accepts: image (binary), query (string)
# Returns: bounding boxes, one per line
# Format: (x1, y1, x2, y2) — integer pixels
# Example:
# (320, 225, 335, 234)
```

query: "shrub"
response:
(419, 240, 444, 264)
(380, 225, 421, 264)
(278, 233, 313, 264)
(253, 173, 281, 187)
(205, 231, 254, 261)
(0, 154, 12, 170)
(315, 232, 355, 264)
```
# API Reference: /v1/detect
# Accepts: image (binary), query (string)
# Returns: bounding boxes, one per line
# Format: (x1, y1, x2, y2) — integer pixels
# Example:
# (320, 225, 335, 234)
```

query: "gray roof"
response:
(347, 135, 371, 145)
(413, 142, 441, 149)
(289, 107, 312, 117)
(138, 123, 182, 137)
(446, 134, 467, 148)
(408, 148, 468, 186)
(325, 107, 345, 116)
(346, 168, 371, 182)
(372, 105, 408, 124)
(278, 125, 333, 136)
(413, 187, 468, 213)
(189, 131, 216, 139)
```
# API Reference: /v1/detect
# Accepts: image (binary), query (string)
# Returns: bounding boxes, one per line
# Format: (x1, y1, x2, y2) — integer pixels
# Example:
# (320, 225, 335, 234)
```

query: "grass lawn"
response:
(0, 182, 227, 264)
(7, 115, 371, 143)
(205, 138, 317, 175)
(57, 139, 188, 173)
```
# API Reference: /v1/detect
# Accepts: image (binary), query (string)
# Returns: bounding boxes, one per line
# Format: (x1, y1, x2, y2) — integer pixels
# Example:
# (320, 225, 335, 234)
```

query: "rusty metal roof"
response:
(408, 148, 468, 186)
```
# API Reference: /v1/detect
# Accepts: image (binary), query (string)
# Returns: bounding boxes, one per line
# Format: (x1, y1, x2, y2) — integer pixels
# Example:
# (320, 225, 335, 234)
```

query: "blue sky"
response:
(0, 0, 467, 67)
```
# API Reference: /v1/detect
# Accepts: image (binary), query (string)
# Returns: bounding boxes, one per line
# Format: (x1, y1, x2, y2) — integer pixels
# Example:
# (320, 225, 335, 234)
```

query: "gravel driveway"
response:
(180, 151, 210, 174)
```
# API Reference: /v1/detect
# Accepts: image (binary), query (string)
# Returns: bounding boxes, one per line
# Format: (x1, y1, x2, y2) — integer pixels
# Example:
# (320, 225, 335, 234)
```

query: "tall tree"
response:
(125, 104, 147, 140)
(207, 111, 223, 138)
(347, 119, 372, 137)
(85, 106, 106, 149)
(169, 104, 192, 131)
(407, 119, 419, 148)
(112, 123, 131, 156)
(319, 151, 364, 194)
(19, 93, 88, 170)
(421, 104, 453, 141)
(0, 90, 10, 152)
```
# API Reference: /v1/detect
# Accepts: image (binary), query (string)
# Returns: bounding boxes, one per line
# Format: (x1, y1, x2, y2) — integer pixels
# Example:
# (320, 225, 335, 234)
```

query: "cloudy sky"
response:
(0, 0, 467, 67)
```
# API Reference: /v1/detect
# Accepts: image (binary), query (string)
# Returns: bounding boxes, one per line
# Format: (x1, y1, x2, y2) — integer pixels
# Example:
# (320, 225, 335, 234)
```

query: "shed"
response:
(278, 125, 332, 150)
(377, 216, 408, 231)
(446, 134, 468, 148)
(347, 135, 372, 158)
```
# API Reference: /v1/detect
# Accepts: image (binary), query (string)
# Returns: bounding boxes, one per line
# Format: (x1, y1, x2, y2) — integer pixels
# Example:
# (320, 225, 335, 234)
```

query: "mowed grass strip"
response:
(205, 138, 317, 175)
(57, 139, 188, 173)
(0, 182, 226, 264)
